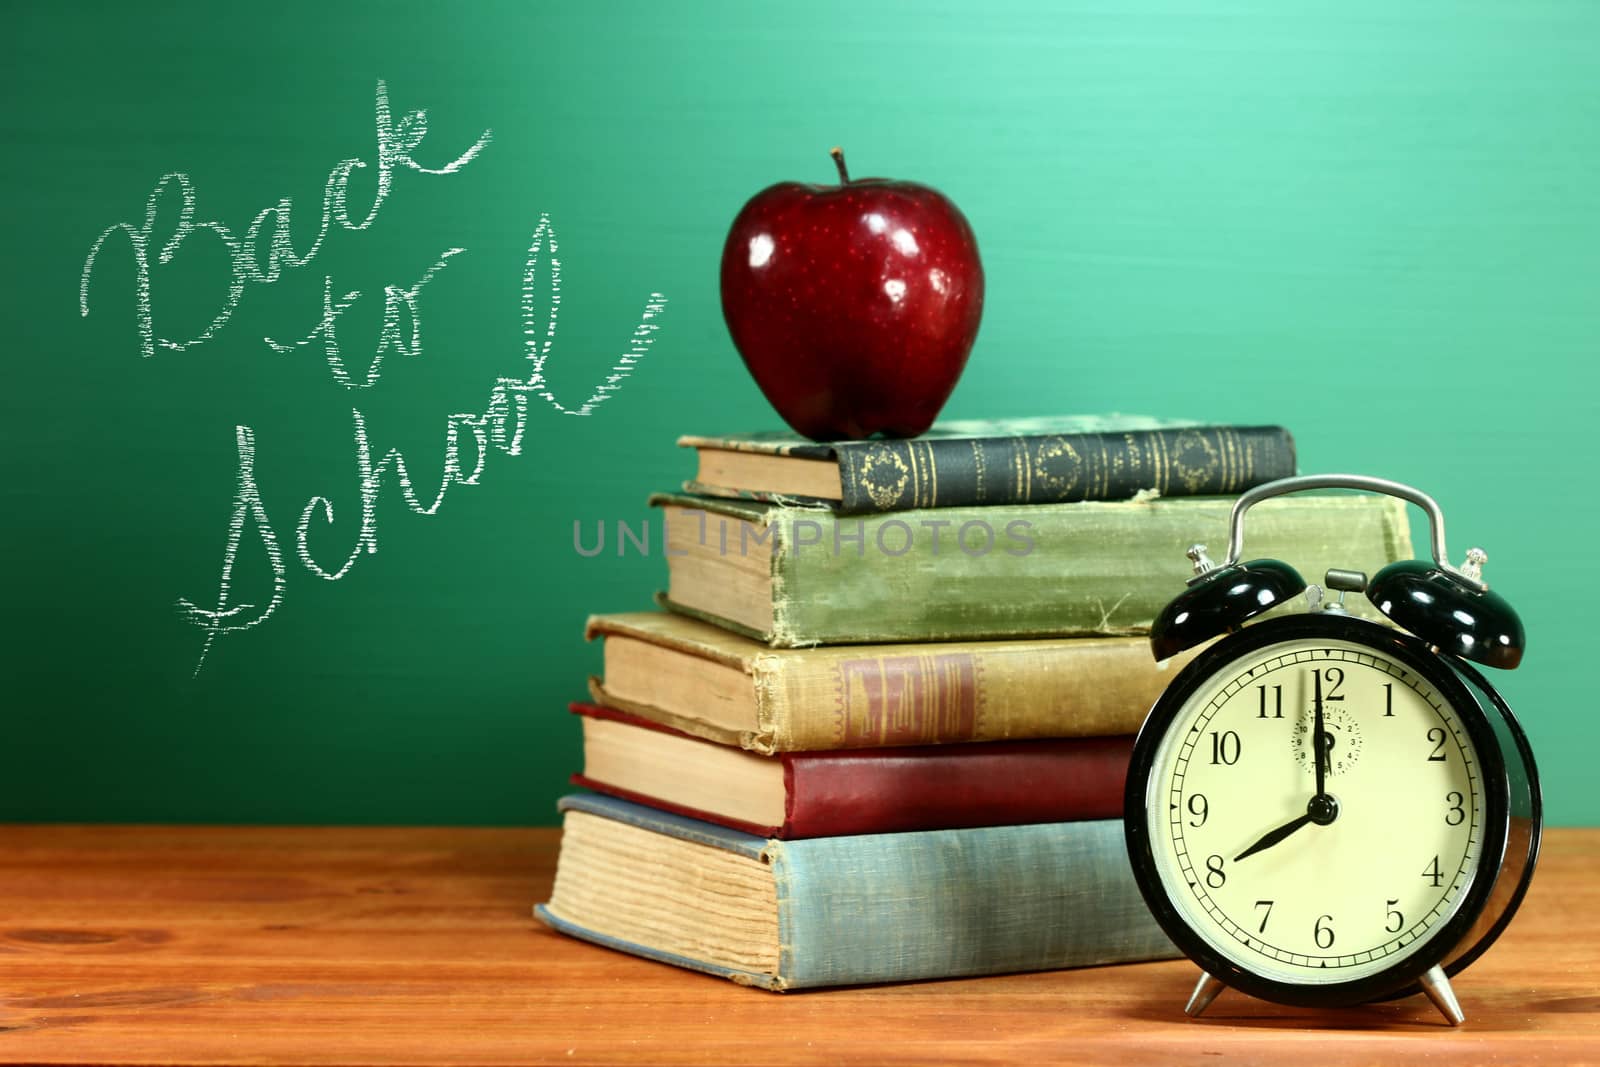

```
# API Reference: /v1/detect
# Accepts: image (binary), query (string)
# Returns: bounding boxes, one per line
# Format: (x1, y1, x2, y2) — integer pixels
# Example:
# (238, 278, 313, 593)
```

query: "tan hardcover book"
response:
(586, 611, 1200, 754)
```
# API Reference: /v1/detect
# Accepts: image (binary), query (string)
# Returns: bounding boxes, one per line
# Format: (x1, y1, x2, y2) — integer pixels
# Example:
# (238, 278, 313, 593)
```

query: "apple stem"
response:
(830, 146, 850, 184)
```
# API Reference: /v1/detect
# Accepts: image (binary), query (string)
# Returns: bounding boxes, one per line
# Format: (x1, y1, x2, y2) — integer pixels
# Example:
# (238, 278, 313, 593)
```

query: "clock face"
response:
(1143, 632, 1490, 988)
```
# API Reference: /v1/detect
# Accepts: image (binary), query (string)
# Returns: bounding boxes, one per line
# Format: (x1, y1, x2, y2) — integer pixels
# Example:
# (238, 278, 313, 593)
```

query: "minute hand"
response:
(1313, 668, 1328, 796)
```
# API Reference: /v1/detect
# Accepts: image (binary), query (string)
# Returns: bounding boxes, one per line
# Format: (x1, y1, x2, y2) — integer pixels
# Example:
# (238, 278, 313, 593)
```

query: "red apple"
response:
(720, 149, 984, 440)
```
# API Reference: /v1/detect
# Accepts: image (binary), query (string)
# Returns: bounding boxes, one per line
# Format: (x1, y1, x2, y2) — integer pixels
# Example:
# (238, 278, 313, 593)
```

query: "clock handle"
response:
(1215, 473, 1481, 591)
(1208, 473, 1523, 670)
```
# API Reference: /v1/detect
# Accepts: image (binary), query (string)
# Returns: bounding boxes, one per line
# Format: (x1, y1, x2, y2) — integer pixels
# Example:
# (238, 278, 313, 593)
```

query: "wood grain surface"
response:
(0, 825, 1596, 1065)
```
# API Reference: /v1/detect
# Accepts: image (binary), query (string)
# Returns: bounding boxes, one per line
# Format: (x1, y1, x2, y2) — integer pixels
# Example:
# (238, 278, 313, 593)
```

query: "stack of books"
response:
(535, 417, 1412, 990)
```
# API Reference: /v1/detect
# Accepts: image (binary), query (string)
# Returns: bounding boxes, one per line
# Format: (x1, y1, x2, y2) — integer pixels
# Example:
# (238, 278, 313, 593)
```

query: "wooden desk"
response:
(0, 826, 1595, 1065)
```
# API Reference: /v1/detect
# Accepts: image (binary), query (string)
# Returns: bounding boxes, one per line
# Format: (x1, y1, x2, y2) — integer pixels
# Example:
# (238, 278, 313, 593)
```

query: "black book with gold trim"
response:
(680, 416, 1295, 514)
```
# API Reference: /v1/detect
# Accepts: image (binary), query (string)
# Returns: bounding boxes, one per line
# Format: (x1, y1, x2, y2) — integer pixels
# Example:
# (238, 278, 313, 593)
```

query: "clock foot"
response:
(1184, 971, 1227, 1018)
(1419, 965, 1465, 1026)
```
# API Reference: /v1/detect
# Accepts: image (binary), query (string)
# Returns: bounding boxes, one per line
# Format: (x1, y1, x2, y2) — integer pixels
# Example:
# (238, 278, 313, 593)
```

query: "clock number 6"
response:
(1314, 914, 1335, 949)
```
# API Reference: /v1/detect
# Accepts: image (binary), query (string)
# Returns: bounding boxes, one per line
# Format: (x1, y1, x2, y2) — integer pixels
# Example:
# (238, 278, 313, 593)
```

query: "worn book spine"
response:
(570, 703, 1133, 837)
(757, 641, 1166, 752)
(586, 615, 1195, 752)
(534, 794, 1177, 989)
(829, 424, 1295, 513)
(653, 493, 1412, 648)
(780, 734, 1133, 836)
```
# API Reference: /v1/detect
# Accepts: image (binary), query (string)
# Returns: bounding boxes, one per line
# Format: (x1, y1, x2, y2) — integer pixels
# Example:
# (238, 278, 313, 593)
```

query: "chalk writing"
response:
(264, 248, 465, 389)
(175, 426, 286, 674)
(522, 214, 659, 415)
(179, 215, 666, 675)
(79, 79, 492, 359)
(79, 80, 667, 675)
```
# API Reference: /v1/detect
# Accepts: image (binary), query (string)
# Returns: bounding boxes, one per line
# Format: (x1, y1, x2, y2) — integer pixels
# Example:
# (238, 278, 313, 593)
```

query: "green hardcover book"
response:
(680, 416, 1297, 514)
(651, 492, 1411, 647)
(535, 793, 1177, 990)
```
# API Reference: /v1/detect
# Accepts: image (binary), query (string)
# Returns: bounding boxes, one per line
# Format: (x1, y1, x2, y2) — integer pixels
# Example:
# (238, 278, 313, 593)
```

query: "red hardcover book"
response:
(569, 702, 1132, 839)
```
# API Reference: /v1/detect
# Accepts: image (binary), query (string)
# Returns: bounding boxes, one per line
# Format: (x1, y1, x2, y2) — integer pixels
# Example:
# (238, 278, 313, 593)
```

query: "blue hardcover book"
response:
(534, 793, 1177, 990)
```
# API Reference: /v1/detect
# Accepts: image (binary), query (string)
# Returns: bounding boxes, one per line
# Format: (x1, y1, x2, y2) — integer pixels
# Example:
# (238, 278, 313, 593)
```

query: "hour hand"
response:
(1234, 812, 1315, 862)
(1234, 793, 1340, 862)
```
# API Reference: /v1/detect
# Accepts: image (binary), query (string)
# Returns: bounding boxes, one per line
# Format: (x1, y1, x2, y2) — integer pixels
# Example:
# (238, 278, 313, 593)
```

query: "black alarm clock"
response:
(1123, 474, 1541, 1025)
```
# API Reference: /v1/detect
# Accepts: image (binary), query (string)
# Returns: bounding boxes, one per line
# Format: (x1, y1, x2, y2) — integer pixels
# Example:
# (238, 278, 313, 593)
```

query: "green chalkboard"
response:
(3, 1, 1596, 826)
